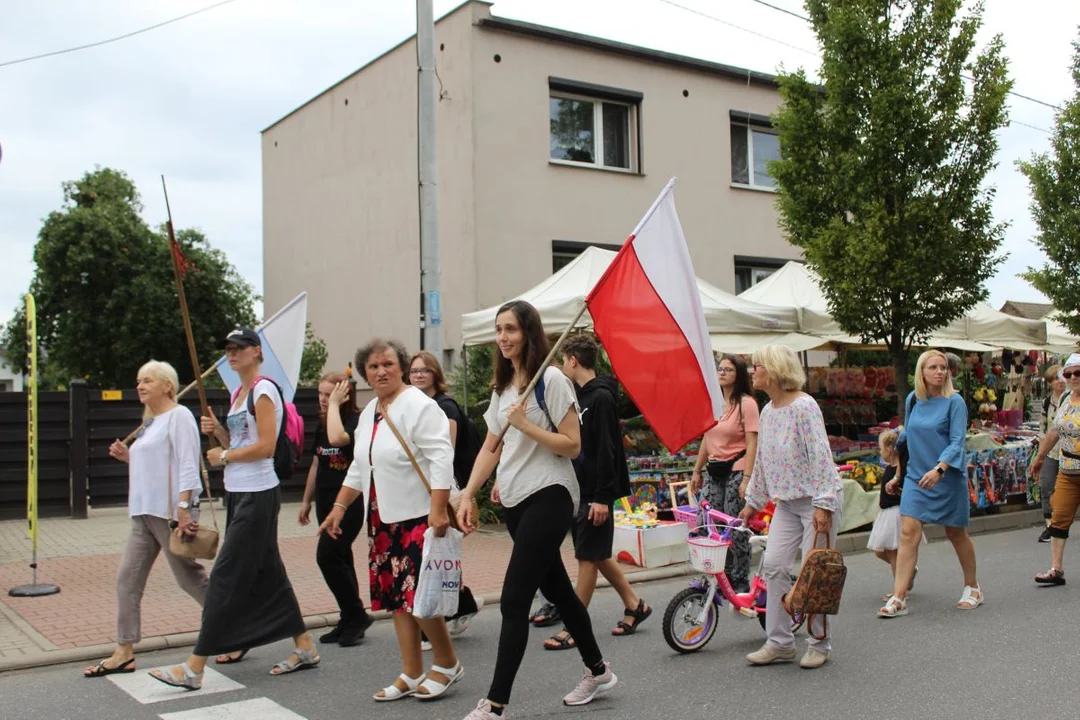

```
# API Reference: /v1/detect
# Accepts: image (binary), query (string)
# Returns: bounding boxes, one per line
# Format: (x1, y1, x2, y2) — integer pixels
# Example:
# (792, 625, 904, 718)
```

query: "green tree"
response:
(450, 344, 494, 418)
(1, 167, 258, 388)
(769, 0, 1011, 412)
(1019, 38, 1080, 332)
(298, 322, 329, 387)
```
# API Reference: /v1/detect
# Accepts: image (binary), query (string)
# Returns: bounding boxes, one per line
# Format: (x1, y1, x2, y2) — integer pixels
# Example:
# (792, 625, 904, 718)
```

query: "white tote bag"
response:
(413, 527, 464, 619)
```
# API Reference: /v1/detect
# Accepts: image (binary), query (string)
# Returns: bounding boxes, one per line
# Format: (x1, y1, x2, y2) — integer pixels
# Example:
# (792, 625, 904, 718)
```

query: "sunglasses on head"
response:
(1064, 370, 1080, 379)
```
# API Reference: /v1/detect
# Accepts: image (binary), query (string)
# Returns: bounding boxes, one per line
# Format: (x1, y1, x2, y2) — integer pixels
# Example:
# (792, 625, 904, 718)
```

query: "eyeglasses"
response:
(1064, 370, 1080, 379)
(409, 369, 433, 377)
(716, 367, 735, 375)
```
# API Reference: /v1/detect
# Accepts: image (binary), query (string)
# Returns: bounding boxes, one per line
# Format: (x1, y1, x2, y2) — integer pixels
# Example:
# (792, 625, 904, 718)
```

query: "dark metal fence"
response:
(0, 383, 356, 520)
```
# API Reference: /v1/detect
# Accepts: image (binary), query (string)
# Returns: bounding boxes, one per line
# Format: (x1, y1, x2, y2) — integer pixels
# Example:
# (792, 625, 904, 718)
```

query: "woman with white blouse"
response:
(84, 360, 207, 678)
(319, 338, 461, 702)
(738, 344, 843, 670)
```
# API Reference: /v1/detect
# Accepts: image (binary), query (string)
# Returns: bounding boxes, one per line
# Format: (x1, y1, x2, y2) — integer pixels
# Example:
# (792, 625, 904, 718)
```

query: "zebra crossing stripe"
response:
(107, 666, 244, 704)
(158, 696, 307, 719)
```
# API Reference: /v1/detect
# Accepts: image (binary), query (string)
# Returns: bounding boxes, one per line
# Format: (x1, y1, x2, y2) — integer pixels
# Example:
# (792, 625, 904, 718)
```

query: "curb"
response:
(0, 510, 1043, 674)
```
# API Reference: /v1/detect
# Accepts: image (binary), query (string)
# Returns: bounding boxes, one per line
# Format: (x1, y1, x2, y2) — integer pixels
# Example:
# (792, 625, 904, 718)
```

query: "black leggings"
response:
(315, 487, 369, 626)
(488, 485, 602, 705)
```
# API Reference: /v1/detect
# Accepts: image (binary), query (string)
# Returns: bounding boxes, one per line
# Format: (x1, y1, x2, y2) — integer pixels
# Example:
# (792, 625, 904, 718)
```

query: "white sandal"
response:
(877, 595, 908, 618)
(957, 584, 983, 610)
(415, 662, 464, 701)
(374, 673, 425, 702)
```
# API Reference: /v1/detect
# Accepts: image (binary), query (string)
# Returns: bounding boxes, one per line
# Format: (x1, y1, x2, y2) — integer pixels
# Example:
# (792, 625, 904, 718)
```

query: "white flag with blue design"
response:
(215, 292, 307, 402)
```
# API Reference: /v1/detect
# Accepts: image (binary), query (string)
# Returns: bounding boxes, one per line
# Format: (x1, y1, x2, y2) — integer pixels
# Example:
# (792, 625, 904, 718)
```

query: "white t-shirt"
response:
(128, 406, 202, 520)
(224, 378, 283, 492)
(484, 366, 580, 511)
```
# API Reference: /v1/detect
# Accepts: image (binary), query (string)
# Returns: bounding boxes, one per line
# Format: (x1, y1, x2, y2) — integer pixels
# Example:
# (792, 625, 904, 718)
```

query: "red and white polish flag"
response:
(586, 179, 724, 453)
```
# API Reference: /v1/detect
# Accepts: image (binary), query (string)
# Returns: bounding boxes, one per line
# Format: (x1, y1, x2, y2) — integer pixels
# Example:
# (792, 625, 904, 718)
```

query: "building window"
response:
(735, 262, 779, 294)
(552, 240, 623, 274)
(548, 78, 642, 173)
(730, 114, 780, 190)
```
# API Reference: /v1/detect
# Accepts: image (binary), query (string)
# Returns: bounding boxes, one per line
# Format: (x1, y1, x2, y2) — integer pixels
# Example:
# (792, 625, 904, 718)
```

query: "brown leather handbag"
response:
(166, 417, 220, 560)
(378, 402, 461, 533)
(782, 531, 847, 640)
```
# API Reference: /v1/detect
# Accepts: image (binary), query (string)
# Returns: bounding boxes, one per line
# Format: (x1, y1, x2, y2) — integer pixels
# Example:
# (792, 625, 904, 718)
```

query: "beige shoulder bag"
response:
(166, 414, 220, 560)
(378, 403, 461, 532)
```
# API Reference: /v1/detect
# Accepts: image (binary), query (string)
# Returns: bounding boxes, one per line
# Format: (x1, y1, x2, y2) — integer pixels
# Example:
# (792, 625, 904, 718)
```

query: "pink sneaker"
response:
(462, 699, 504, 719)
(562, 661, 617, 706)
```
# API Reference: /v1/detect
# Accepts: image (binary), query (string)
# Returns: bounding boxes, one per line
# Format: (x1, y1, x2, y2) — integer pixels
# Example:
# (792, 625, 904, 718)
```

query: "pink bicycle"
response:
(662, 503, 804, 654)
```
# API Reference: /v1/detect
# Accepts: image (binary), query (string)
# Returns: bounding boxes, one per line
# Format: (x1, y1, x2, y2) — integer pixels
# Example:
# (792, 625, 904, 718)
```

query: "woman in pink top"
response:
(690, 354, 758, 591)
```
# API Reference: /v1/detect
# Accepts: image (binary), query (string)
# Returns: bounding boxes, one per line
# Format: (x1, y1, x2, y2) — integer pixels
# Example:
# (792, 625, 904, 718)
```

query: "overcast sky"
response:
(1, 0, 1076, 330)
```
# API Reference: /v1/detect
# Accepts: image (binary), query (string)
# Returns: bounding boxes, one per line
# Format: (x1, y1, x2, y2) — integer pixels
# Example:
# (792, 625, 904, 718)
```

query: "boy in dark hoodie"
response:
(543, 334, 651, 651)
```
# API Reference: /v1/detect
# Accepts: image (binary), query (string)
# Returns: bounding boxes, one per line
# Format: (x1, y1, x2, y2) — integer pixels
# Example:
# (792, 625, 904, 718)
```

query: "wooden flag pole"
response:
(495, 302, 589, 444)
(161, 176, 218, 449)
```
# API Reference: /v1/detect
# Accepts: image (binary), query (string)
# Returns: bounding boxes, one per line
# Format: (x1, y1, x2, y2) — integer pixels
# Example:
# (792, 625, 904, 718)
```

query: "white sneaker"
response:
(745, 644, 796, 665)
(799, 646, 829, 669)
(462, 699, 504, 719)
(420, 640, 432, 652)
(562, 661, 617, 706)
(451, 596, 485, 636)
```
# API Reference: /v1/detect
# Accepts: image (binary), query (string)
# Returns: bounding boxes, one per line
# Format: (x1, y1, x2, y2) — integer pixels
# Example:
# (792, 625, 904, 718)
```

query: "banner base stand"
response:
(8, 583, 60, 597)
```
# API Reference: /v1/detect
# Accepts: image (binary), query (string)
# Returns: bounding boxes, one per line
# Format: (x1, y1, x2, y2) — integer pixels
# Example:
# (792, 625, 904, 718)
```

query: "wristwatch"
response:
(220, 449, 230, 467)
(934, 465, 945, 476)
(178, 501, 191, 510)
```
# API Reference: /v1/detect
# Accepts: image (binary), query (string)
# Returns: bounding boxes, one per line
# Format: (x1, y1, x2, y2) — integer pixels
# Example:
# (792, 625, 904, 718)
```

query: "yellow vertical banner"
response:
(25, 294, 38, 551)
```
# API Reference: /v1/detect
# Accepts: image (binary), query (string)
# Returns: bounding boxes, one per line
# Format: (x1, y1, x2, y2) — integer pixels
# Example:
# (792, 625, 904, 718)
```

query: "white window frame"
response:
(730, 122, 779, 193)
(549, 91, 638, 173)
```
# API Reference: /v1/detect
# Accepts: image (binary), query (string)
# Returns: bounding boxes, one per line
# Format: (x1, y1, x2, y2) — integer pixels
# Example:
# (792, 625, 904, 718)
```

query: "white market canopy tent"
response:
(1044, 314, 1080, 354)
(740, 261, 1048, 351)
(460, 247, 823, 352)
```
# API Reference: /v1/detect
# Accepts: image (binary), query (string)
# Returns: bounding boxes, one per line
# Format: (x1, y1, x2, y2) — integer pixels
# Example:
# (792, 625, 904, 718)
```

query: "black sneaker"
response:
(339, 612, 375, 647)
(1038, 527, 1052, 543)
(319, 624, 343, 643)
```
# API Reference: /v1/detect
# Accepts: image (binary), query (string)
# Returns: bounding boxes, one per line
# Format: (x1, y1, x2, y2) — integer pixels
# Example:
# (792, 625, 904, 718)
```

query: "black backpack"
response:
(440, 394, 482, 488)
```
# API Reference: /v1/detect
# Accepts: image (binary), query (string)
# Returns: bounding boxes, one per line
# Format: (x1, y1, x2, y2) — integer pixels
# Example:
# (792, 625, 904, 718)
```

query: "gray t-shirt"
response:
(484, 366, 580, 511)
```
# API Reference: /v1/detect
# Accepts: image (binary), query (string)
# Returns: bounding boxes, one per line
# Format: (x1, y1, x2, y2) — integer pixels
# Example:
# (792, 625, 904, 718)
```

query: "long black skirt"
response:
(193, 486, 306, 656)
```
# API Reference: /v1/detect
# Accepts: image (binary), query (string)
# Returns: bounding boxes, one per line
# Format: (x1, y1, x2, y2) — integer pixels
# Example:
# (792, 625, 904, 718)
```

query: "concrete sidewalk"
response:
(0, 501, 1042, 672)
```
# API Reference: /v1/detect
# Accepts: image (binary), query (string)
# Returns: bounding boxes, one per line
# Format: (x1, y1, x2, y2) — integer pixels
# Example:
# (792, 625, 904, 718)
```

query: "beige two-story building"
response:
(262, 0, 799, 371)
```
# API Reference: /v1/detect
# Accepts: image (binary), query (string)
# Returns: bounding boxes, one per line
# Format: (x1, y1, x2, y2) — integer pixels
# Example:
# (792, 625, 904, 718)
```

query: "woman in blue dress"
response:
(879, 350, 982, 618)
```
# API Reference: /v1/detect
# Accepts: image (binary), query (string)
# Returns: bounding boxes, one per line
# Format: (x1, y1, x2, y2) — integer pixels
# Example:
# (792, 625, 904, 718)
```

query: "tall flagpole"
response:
(9, 294, 60, 597)
(161, 177, 217, 438)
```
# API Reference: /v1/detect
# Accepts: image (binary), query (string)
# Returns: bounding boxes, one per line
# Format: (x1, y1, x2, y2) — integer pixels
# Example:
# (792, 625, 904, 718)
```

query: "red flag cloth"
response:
(170, 231, 196, 279)
(586, 180, 723, 453)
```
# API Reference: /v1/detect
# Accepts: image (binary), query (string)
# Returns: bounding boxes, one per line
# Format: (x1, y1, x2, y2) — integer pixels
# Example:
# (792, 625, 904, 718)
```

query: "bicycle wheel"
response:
(663, 587, 718, 654)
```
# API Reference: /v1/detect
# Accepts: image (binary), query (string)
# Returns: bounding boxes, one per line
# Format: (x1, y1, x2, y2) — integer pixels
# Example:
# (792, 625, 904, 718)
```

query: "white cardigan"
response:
(342, 386, 454, 524)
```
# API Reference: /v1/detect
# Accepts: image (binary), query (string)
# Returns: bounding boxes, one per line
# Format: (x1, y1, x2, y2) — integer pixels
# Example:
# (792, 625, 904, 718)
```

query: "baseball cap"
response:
(218, 327, 261, 349)
(1065, 353, 1080, 370)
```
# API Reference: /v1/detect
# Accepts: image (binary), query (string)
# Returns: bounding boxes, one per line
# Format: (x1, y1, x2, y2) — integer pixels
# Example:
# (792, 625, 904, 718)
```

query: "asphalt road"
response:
(0, 525, 1075, 720)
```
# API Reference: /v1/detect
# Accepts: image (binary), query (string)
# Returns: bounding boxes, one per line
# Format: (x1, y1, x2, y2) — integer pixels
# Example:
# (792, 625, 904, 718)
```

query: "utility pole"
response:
(417, 0, 442, 356)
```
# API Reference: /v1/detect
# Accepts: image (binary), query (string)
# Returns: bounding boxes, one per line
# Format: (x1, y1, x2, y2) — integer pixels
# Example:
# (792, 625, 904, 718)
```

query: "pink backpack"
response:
(231, 376, 304, 479)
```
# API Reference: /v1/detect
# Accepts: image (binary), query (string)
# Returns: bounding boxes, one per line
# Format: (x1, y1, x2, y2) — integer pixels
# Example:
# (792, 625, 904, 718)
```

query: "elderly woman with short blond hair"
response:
(84, 360, 207, 678)
(738, 344, 843, 670)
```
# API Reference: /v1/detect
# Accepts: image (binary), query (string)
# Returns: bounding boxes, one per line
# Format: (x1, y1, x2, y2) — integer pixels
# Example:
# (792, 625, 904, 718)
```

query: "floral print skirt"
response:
(367, 479, 428, 614)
